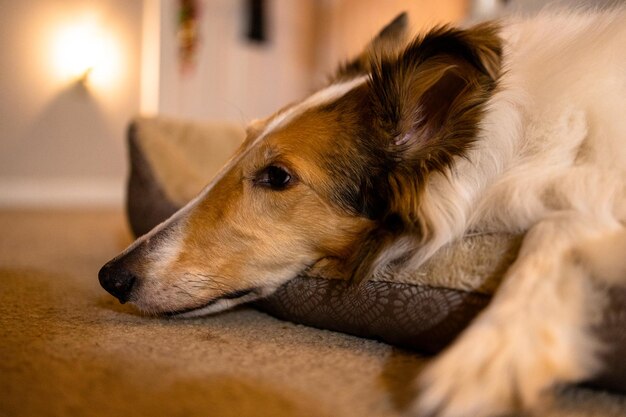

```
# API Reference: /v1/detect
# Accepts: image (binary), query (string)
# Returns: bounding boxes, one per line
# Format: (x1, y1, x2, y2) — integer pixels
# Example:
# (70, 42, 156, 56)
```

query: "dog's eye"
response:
(256, 165, 293, 190)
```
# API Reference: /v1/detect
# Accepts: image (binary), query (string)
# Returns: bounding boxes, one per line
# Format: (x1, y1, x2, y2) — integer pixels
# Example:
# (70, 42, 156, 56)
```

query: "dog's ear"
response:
(334, 12, 409, 80)
(342, 24, 502, 283)
(367, 12, 409, 57)
(370, 23, 502, 224)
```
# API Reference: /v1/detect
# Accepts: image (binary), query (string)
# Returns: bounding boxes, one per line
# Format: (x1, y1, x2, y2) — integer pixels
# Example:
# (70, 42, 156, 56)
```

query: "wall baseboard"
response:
(0, 177, 125, 208)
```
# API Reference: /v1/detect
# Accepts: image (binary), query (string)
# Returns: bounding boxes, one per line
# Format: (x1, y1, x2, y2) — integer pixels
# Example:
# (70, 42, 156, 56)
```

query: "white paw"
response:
(412, 325, 522, 417)
(410, 316, 592, 417)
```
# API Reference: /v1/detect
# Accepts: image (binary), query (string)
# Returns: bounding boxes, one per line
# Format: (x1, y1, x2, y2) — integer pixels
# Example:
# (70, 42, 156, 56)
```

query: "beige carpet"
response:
(0, 209, 625, 417)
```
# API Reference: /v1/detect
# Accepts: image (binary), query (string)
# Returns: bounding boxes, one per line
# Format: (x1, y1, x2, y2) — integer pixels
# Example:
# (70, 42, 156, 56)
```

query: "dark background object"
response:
(126, 123, 179, 238)
(246, 0, 267, 43)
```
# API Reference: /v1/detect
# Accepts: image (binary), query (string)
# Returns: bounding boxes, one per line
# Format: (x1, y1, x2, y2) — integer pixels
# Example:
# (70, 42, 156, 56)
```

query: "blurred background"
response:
(0, 0, 620, 208)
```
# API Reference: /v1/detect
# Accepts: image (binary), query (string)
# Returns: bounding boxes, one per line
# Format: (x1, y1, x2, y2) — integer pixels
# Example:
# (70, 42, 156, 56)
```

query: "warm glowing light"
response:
(53, 17, 120, 87)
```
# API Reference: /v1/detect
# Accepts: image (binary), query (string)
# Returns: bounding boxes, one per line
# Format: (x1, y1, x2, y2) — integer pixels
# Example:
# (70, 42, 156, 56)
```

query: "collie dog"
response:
(100, 9, 626, 417)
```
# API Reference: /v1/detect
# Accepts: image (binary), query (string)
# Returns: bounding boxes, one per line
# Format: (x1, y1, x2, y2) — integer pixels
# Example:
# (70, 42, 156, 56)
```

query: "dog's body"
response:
(100, 8, 626, 417)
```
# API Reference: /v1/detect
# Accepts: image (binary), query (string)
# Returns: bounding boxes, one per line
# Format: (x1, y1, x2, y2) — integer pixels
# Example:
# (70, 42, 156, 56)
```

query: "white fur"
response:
(578, 229, 626, 284)
(175, 290, 262, 318)
(408, 9, 626, 417)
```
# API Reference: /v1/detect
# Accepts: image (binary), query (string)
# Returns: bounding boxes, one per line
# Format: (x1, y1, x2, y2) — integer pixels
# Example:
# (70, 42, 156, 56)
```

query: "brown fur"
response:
(333, 12, 409, 82)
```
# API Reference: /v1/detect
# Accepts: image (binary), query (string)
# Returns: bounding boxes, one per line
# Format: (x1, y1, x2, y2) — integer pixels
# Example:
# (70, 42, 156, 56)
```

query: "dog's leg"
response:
(412, 212, 622, 417)
(577, 228, 626, 285)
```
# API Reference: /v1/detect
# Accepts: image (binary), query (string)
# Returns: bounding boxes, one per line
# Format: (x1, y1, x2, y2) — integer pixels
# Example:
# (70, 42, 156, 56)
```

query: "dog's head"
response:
(99, 14, 502, 317)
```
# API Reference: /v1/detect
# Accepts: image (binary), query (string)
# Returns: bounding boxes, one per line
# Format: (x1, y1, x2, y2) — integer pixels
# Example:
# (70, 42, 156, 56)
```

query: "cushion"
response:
(125, 116, 626, 393)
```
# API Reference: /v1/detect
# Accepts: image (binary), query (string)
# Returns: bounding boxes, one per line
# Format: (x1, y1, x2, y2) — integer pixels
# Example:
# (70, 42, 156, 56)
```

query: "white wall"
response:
(151, 0, 467, 123)
(0, 0, 143, 206)
(155, 0, 318, 124)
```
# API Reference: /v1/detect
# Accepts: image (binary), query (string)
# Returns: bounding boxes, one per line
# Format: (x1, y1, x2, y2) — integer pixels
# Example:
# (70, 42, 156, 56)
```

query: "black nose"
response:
(98, 261, 138, 304)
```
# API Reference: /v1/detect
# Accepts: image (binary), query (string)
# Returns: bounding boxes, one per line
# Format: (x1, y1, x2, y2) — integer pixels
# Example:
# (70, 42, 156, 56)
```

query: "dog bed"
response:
(125, 116, 626, 393)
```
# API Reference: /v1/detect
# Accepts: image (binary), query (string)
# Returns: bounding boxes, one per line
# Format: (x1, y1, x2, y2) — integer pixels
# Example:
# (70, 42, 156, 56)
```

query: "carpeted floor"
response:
(0, 209, 625, 417)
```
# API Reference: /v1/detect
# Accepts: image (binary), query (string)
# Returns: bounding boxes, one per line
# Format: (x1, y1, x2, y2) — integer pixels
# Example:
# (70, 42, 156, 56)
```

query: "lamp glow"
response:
(53, 18, 120, 87)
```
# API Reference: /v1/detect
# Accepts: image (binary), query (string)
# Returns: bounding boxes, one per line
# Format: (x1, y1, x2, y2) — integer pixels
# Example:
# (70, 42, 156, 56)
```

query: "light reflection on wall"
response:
(51, 14, 121, 89)
(0, 0, 142, 205)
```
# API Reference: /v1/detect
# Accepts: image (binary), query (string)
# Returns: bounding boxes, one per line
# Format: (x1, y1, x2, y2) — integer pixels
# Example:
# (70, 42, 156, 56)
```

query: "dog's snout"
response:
(98, 261, 138, 304)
